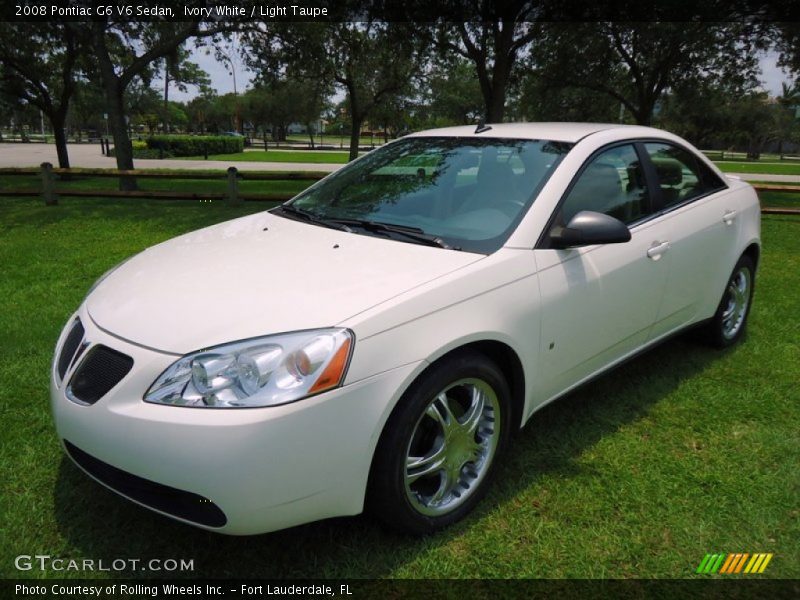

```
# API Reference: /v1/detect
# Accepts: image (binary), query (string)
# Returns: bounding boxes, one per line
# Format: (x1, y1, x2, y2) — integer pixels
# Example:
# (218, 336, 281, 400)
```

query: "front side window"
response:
(643, 142, 725, 209)
(283, 136, 571, 253)
(560, 144, 649, 225)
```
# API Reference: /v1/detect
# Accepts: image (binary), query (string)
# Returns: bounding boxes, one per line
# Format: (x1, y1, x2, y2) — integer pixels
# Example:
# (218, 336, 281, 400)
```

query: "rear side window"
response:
(643, 143, 726, 209)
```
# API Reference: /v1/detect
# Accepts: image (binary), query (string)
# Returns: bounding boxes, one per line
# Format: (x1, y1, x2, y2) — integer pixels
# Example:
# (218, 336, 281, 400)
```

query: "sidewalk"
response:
(0, 143, 342, 172)
(727, 172, 800, 183)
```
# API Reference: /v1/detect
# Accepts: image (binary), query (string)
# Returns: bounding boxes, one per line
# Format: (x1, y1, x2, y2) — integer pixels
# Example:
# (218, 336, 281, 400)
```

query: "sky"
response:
(171, 48, 794, 103)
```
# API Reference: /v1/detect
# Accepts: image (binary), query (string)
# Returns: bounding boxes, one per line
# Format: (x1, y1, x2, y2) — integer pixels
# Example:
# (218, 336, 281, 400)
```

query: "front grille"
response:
(64, 440, 227, 528)
(67, 345, 133, 404)
(57, 319, 85, 380)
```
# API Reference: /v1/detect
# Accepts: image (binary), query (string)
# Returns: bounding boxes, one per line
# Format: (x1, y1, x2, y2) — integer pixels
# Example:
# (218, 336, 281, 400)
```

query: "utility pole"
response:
(220, 42, 241, 134)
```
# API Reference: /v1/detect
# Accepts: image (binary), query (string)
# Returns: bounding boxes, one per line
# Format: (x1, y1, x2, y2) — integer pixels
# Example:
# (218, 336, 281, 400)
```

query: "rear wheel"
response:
(369, 351, 511, 534)
(701, 254, 755, 348)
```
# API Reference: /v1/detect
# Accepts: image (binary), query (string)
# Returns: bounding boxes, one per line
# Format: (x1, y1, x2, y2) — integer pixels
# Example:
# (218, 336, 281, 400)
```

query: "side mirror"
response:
(550, 211, 631, 248)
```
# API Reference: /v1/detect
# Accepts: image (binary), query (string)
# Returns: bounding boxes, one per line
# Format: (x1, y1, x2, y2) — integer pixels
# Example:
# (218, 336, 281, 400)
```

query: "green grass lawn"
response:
(183, 150, 353, 164)
(714, 161, 800, 176)
(0, 198, 797, 580)
(284, 133, 387, 145)
(757, 190, 800, 210)
(0, 174, 314, 199)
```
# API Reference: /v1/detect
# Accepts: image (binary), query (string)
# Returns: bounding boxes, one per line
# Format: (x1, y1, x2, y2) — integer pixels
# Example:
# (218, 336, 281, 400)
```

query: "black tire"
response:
(368, 351, 512, 535)
(700, 254, 756, 348)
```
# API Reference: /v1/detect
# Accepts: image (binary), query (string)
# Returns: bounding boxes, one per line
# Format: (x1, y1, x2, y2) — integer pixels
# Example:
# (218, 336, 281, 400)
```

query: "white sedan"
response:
(51, 123, 760, 535)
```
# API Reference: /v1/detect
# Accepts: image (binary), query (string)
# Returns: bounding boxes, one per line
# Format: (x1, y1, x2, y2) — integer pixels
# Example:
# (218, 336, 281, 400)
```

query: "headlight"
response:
(144, 328, 353, 408)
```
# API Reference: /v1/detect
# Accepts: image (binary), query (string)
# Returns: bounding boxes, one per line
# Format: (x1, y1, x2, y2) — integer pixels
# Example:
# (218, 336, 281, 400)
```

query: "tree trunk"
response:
(346, 87, 362, 161)
(486, 91, 506, 122)
(633, 109, 652, 126)
(747, 139, 761, 160)
(632, 92, 656, 126)
(348, 115, 362, 161)
(485, 60, 510, 123)
(92, 28, 136, 190)
(49, 111, 70, 169)
(107, 87, 137, 190)
(51, 110, 71, 178)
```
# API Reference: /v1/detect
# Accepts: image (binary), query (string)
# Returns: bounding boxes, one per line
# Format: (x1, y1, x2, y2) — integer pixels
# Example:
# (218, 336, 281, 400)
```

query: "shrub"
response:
(134, 148, 174, 159)
(109, 145, 174, 159)
(145, 135, 244, 156)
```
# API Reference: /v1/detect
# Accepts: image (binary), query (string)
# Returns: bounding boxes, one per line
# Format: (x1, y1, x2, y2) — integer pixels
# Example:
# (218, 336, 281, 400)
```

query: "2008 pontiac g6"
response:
(51, 123, 760, 534)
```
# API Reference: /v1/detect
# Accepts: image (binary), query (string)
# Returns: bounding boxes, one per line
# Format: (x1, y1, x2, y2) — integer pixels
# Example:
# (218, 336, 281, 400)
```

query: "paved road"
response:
(0, 143, 342, 172)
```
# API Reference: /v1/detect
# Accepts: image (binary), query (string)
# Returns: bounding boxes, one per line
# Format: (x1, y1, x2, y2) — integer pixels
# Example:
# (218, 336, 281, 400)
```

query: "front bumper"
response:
(50, 308, 421, 534)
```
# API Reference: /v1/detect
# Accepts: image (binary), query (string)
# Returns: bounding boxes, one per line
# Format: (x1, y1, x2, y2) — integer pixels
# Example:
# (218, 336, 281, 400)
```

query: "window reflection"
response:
(289, 137, 572, 253)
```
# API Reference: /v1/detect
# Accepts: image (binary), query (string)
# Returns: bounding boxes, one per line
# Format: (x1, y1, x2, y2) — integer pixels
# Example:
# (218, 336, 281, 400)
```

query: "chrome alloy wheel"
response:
(403, 378, 500, 516)
(721, 267, 752, 340)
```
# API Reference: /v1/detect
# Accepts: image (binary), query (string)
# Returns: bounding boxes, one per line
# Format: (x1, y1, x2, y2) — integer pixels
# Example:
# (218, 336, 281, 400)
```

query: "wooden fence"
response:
(0, 163, 798, 214)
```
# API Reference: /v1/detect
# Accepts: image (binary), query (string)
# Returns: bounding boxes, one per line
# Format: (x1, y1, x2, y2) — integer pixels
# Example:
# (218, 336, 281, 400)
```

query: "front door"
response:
(534, 143, 670, 405)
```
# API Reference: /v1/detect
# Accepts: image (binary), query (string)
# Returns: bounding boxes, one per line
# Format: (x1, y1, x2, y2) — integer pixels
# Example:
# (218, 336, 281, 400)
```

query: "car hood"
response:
(87, 211, 482, 354)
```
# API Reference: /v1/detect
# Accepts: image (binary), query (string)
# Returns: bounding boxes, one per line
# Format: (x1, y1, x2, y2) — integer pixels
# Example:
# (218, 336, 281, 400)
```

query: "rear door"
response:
(638, 142, 733, 338)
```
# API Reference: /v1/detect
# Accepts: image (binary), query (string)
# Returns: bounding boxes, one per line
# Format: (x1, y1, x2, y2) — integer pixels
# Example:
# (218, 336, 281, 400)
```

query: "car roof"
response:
(405, 122, 665, 144)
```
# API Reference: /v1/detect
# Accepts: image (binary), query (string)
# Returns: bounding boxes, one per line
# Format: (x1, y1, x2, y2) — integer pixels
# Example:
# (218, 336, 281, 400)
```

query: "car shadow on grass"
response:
(52, 333, 729, 579)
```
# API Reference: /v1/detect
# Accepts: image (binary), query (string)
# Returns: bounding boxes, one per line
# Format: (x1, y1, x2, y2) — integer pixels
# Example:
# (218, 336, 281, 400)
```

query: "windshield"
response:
(281, 136, 572, 253)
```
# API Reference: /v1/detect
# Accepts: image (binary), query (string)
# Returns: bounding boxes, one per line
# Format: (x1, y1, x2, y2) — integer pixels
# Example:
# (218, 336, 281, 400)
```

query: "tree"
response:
(517, 73, 620, 123)
(776, 81, 800, 114)
(773, 23, 800, 76)
(125, 82, 164, 135)
(532, 22, 764, 126)
(0, 22, 79, 169)
(69, 79, 109, 139)
(728, 92, 783, 159)
(185, 92, 218, 134)
(76, 18, 227, 188)
(424, 59, 484, 126)
(244, 76, 330, 146)
(435, 1, 540, 122)
(244, 21, 426, 160)
(158, 44, 211, 132)
(658, 81, 741, 149)
(0, 83, 41, 141)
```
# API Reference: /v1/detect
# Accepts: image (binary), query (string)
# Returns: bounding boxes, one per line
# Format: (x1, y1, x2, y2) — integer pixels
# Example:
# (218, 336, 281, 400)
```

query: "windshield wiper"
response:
(326, 218, 457, 250)
(273, 205, 353, 232)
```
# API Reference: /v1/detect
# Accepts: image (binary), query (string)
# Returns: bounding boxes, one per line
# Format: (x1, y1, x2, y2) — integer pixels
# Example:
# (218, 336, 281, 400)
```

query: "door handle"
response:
(647, 241, 670, 260)
(723, 209, 738, 226)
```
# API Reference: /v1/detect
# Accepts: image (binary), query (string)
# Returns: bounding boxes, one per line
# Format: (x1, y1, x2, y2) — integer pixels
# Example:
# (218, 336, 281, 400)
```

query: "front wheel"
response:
(701, 254, 756, 348)
(368, 352, 512, 534)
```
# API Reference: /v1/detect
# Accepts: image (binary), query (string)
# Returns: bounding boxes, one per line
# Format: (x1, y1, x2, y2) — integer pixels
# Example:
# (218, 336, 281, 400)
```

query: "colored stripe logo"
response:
(696, 553, 773, 574)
